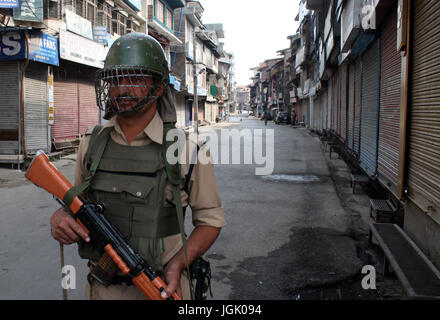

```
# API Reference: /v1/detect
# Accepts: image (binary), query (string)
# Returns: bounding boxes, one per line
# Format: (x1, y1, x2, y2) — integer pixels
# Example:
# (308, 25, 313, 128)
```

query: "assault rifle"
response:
(25, 151, 181, 300)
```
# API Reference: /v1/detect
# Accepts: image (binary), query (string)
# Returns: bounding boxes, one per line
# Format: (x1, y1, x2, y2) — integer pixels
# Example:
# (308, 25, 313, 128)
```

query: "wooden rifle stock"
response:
(25, 151, 181, 300)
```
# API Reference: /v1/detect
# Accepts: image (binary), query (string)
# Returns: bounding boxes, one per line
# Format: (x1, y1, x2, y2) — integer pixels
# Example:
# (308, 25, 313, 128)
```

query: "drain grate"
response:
(371, 223, 440, 299)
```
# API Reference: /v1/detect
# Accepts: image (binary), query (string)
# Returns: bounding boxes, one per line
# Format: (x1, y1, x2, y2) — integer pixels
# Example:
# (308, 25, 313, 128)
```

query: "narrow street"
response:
(0, 115, 395, 300)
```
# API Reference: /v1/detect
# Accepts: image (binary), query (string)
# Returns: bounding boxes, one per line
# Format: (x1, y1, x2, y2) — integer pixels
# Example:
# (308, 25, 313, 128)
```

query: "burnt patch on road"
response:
(260, 174, 327, 184)
(228, 227, 363, 300)
(207, 253, 227, 261)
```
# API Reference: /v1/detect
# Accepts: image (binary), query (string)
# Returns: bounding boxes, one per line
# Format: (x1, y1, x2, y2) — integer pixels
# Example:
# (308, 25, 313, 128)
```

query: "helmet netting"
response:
(95, 66, 165, 117)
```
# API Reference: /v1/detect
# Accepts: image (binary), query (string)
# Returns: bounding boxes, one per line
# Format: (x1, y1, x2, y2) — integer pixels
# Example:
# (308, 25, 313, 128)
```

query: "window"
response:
(43, 0, 60, 19)
(127, 19, 139, 33)
(156, 0, 164, 23)
(97, 0, 112, 33)
(75, 0, 83, 17)
(166, 8, 172, 29)
(111, 10, 127, 35)
(87, 3, 95, 25)
(112, 20, 118, 35)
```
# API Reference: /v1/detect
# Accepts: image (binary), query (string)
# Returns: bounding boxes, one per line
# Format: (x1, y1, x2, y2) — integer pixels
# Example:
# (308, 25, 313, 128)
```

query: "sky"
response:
(198, 0, 300, 86)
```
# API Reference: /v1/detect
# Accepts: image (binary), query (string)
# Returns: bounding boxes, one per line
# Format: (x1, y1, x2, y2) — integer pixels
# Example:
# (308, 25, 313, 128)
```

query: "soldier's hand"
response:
(50, 207, 90, 245)
(162, 258, 184, 299)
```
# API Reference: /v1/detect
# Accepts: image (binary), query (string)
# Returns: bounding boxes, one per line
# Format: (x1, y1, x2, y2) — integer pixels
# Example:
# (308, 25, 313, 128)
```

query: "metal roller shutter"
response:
(347, 62, 355, 151)
(312, 95, 319, 131)
(185, 100, 192, 126)
(327, 79, 332, 129)
(321, 88, 328, 132)
(354, 58, 362, 156)
(303, 98, 309, 124)
(318, 91, 325, 132)
(331, 71, 339, 133)
(340, 64, 347, 142)
(52, 68, 79, 141)
(23, 62, 49, 153)
(407, 0, 440, 214)
(175, 94, 186, 128)
(198, 102, 204, 122)
(378, 8, 401, 195)
(205, 102, 212, 123)
(360, 39, 380, 177)
(0, 62, 19, 154)
(78, 80, 99, 136)
(296, 100, 303, 124)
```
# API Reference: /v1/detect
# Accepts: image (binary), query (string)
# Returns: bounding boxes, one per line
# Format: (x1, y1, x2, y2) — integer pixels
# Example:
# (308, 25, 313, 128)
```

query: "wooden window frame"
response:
(154, 0, 174, 31)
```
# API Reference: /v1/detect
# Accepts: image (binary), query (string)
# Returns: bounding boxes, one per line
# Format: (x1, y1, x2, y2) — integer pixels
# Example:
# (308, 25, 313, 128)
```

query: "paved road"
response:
(205, 116, 362, 299)
(0, 115, 363, 300)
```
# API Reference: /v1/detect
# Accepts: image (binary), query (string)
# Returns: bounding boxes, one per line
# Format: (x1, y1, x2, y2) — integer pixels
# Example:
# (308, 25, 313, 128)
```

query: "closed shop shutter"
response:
(78, 80, 99, 136)
(185, 99, 192, 126)
(407, 0, 440, 213)
(53, 63, 79, 142)
(302, 98, 309, 124)
(321, 90, 327, 132)
(205, 102, 212, 123)
(23, 62, 49, 153)
(340, 64, 347, 142)
(353, 58, 362, 156)
(53, 62, 99, 142)
(327, 79, 332, 129)
(0, 62, 19, 154)
(320, 88, 327, 132)
(331, 72, 337, 132)
(214, 103, 219, 122)
(347, 62, 355, 151)
(360, 39, 380, 177)
(378, 8, 401, 195)
(295, 100, 303, 124)
(337, 68, 342, 137)
(332, 70, 340, 135)
(175, 94, 186, 128)
(316, 94, 322, 132)
(198, 100, 204, 122)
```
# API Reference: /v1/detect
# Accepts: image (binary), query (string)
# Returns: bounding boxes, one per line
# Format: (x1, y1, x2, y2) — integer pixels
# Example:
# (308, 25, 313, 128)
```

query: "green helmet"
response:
(95, 33, 169, 119)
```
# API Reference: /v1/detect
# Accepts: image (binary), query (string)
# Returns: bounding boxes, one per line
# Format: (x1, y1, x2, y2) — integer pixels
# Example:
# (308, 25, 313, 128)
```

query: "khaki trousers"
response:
(85, 271, 191, 300)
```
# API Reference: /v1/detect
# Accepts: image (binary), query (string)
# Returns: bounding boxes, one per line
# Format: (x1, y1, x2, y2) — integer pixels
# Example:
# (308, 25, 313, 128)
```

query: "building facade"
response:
(0, 0, 233, 165)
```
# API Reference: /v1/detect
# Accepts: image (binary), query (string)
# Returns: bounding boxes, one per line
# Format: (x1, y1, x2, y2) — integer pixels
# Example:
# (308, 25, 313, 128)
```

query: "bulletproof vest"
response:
(77, 127, 181, 272)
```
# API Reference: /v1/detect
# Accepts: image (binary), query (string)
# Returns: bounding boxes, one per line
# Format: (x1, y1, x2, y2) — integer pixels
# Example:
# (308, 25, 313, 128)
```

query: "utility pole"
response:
(192, 28, 199, 135)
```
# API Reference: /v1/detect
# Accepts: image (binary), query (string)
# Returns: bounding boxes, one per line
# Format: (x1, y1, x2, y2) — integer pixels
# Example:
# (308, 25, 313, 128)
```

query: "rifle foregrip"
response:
(104, 244, 130, 274)
(132, 273, 165, 300)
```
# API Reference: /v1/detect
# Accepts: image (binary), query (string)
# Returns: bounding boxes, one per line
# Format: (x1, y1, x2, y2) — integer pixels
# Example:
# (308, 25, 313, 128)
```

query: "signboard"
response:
(29, 32, 59, 66)
(0, 0, 19, 8)
(0, 31, 26, 60)
(169, 76, 181, 92)
(65, 9, 93, 40)
(48, 68, 54, 125)
(13, 0, 43, 22)
(93, 26, 112, 47)
(59, 29, 108, 68)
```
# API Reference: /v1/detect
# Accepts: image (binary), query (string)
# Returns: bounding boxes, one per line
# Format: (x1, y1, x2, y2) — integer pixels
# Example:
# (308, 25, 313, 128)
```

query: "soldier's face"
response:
(109, 75, 154, 113)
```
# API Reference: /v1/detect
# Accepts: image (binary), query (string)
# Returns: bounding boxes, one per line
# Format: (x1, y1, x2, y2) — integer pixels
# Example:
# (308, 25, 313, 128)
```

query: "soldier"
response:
(49, 33, 226, 300)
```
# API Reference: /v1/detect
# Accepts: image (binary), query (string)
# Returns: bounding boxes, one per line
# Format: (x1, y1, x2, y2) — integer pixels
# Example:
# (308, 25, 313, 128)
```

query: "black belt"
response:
(112, 275, 134, 286)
